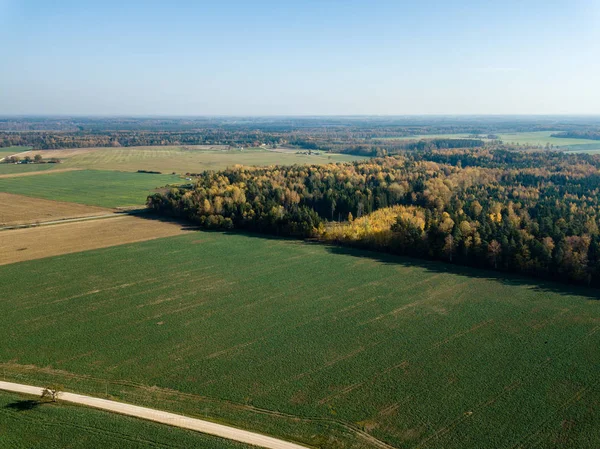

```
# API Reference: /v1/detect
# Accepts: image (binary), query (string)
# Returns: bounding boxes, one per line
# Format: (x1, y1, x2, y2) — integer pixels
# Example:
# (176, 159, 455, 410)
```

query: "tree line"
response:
(148, 148, 600, 287)
(551, 130, 600, 141)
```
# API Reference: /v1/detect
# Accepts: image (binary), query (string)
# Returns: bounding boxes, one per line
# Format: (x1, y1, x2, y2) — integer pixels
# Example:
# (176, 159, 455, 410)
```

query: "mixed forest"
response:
(149, 148, 600, 287)
(2, 116, 598, 152)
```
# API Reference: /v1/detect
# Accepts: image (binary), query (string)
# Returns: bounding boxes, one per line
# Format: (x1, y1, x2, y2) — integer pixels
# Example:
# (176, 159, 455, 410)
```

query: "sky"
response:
(0, 0, 599, 116)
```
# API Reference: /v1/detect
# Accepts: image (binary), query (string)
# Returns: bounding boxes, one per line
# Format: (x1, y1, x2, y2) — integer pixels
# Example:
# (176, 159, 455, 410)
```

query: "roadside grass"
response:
(17, 146, 366, 174)
(0, 391, 255, 449)
(1, 231, 599, 449)
(0, 170, 180, 208)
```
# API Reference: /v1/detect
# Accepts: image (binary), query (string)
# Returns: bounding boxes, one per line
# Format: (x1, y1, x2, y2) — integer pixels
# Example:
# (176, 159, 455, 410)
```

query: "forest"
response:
(552, 130, 600, 140)
(148, 148, 600, 287)
(2, 116, 599, 151)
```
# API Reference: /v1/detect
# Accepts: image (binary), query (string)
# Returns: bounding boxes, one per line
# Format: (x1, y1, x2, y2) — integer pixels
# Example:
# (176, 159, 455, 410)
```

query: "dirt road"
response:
(0, 381, 308, 449)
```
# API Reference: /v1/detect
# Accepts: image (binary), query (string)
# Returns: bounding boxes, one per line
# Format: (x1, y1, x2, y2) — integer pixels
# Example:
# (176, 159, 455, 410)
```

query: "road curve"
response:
(0, 381, 309, 449)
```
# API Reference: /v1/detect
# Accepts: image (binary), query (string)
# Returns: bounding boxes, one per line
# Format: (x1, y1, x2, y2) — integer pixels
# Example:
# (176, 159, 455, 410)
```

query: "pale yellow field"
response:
(0, 215, 192, 265)
(18, 145, 365, 174)
(0, 167, 82, 179)
(0, 192, 112, 226)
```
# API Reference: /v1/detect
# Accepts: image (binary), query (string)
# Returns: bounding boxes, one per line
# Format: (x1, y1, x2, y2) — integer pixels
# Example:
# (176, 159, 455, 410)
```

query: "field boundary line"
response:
(0, 167, 83, 179)
(0, 209, 147, 231)
(0, 380, 309, 449)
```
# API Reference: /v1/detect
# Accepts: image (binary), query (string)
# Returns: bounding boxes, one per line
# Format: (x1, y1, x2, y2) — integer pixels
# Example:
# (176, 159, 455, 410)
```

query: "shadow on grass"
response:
(133, 211, 600, 302)
(4, 400, 42, 411)
(322, 243, 600, 302)
(123, 210, 203, 232)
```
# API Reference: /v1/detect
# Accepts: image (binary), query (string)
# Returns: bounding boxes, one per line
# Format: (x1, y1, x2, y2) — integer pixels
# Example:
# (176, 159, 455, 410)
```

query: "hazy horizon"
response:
(1, 0, 599, 116)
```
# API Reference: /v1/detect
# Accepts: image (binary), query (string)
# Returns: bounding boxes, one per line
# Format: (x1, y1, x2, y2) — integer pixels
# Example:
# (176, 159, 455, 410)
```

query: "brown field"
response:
(20, 148, 97, 159)
(0, 193, 112, 226)
(0, 215, 192, 265)
(0, 167, 82, 179)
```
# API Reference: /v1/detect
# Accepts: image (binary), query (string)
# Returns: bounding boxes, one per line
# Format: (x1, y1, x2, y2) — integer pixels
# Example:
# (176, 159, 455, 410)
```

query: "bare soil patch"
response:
(0, 215, 191, 265)
(0, 193, 112, 226)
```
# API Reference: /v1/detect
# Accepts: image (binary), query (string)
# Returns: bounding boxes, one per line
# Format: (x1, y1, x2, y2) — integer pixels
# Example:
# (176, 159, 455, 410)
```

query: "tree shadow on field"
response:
(129, 212, 600, 302)
(124, 210, 203, 231)
(322, 243, 600, 303)
(4, 400, 42, 412)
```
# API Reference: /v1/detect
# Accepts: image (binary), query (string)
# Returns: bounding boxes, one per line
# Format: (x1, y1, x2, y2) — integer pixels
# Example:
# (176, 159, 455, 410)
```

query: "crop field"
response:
(494, 131, 600, 147)
(0, 163, 60, 176)
(0, 170, 180, 208)
(0, 146, 31, 157)
(374, 131, 600, 149)
(1, 231, 599, 449)
(564, 144, 600, 154)
(15, 146, 366, 174)
(374, 134, 474, 141)
(0, 391, 254, 449)
(0, 192, 112, 226)
(0, 215, 191, 265)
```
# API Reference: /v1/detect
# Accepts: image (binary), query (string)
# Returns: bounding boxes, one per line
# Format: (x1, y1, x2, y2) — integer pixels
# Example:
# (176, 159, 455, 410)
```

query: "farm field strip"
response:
(0, 146, 31, 158)
(0, 165, 73, 177)
(12, 145, 366, 174)
(0, 169, 180, 207)
(374, 131, 600, 148)
(495, 131, 600, 147)
(0, 215, 191, 265)
(1, 232, 599, 448)
(0, 192, 113, 226)
(0, 381, 307, 449)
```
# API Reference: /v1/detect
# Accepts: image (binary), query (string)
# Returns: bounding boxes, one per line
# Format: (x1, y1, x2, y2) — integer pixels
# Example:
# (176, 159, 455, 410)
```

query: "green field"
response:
(563, 143, 600, 154)
(13, 146, 366, 174)
(0, 391, 254, 449)
(1, 231, 599, 449)
(0, 146, 31, 157)
(375, 131, 600, 149)
(0, 163, 58, 175)
(0, 170, 180, 208)
(495, 131, 600, 147)
(374, 134, 474, 141)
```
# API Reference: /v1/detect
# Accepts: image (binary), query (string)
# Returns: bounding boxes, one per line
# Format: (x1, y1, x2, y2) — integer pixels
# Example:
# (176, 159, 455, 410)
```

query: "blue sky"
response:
(1, 0, 598, 115)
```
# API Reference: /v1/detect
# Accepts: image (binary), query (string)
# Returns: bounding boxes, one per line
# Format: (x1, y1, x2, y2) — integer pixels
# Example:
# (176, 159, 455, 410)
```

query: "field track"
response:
(0, 381, 307, 449)
(0, 215, 191, 265)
